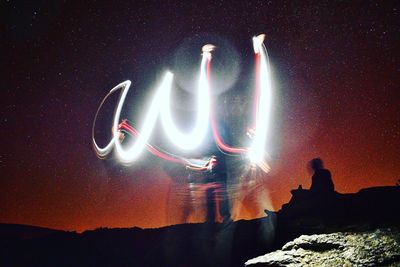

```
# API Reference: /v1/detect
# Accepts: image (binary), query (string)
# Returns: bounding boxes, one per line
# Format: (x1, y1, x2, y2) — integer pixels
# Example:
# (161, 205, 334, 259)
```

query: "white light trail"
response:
(113, 73, 173, 163)
(160, 48, 211, 150)
(92, 76, 172, 164)
(92, 80, 131, 159)
(93, 48, 212, 163)
(248, 34, 273, 169)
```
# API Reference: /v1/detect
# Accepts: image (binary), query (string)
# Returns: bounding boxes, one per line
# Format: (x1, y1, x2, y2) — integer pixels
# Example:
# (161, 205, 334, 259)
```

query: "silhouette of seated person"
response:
(290, 158, 334, 197)
(309, 158, 334, 195)
(283, 158, 335, 218)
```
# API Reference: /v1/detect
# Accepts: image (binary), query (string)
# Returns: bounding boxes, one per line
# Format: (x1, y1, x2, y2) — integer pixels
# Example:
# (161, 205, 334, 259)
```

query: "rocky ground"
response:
(245, 228, 400, 266)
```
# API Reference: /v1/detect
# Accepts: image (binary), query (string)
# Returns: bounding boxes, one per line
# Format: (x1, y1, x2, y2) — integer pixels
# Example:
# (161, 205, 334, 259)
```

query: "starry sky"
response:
(1, 1, 399, 232)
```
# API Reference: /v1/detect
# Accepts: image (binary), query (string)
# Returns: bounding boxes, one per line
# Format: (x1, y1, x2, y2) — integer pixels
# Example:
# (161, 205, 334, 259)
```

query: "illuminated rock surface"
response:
(246, 228, 400, 266)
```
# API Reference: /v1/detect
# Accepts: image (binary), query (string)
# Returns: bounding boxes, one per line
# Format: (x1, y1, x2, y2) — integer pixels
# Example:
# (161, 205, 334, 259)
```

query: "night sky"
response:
(1, 1, 399, 232)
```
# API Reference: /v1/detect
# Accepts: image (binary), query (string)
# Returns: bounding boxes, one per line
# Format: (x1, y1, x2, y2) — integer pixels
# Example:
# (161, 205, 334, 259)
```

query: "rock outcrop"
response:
(245, 228, 400, 266)
(265, 186, 400, 248)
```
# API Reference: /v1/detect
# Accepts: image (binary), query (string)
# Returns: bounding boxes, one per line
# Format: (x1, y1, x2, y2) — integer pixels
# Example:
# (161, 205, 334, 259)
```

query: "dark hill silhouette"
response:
(0, 219, 274, 267)
(0, 223, 66, 240)
(1, 185, 399, 267)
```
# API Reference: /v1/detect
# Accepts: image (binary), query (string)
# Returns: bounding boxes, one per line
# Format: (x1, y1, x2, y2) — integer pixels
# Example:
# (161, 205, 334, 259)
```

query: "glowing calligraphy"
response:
(92, 34, 273, 172)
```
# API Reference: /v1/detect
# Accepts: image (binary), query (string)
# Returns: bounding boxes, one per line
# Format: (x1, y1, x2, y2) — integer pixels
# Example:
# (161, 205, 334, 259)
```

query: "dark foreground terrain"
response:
(1, 186, 399, 267)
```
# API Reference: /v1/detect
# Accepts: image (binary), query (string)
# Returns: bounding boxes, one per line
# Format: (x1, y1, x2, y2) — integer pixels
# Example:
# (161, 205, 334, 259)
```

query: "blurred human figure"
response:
(309, 158, 334, 194)
(186, 154, 231, 224)
(209, 154, 231, 224)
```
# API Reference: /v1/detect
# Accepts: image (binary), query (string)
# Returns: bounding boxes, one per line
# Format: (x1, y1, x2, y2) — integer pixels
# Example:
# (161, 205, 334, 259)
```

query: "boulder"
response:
(245, 228, 400, 266)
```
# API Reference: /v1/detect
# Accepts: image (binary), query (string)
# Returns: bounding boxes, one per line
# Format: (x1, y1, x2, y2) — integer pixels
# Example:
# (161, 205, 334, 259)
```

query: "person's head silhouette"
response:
(310, 158, 324, 172)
